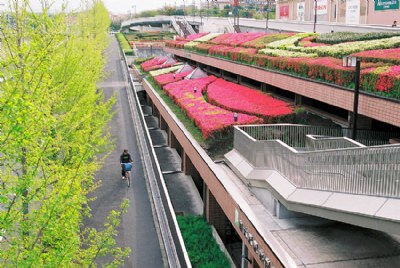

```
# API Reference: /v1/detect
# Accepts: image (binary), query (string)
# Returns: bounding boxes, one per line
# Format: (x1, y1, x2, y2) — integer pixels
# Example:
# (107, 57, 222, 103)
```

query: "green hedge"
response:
(116, 33, 134, 55)
(177, 215, 230, 268)
(316, 31, 400, 45)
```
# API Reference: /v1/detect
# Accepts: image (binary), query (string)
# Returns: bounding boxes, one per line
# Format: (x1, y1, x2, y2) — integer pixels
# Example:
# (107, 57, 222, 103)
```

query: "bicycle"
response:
(121, 162, 133, 188)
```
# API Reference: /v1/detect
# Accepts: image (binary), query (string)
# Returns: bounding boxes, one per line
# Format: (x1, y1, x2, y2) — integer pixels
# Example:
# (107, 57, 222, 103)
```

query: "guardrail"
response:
(119, 39, 191, 268)
(234, 124, 400, 198)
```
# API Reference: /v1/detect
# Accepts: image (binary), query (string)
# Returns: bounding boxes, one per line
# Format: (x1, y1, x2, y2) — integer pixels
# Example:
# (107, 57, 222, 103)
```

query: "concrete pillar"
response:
(260, 83, 267, 92)
(348, 112, 372, 130)
(182, 152, 204, 197)
(159, 115, 168, 131)
(168, 129, 179, 149)
(205, 188, 227, 241)
(295, 94, 303, 105)
(238, 75, 243, 85)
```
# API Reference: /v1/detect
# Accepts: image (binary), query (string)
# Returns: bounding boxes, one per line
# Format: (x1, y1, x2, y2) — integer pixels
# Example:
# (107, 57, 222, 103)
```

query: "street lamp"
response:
(343, 56, 361, 140)
(313, 0, 317, 33)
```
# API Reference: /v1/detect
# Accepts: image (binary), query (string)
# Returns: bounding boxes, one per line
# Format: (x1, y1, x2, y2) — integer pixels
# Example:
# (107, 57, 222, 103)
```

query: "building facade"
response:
(276, 0, 399, 25)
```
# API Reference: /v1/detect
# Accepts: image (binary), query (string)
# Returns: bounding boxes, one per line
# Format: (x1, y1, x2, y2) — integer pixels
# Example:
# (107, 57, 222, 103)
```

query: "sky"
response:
(10, 0, 193, 14)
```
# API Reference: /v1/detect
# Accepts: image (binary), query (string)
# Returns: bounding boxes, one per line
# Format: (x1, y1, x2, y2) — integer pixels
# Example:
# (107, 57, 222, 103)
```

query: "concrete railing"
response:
(234, 124, 400, 198)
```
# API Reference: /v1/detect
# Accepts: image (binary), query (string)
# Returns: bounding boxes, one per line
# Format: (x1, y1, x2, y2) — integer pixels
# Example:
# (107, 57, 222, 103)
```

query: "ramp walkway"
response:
(225, 124, 400, 234)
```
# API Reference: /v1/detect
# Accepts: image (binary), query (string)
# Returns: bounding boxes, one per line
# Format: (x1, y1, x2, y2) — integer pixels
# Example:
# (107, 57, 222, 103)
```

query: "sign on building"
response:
(375, 0, 399, 10)
(313, 0, 328, 15)
(280, 4, 289, 19)
(297, 2, 305, 21)
(346, 0, 360, 24)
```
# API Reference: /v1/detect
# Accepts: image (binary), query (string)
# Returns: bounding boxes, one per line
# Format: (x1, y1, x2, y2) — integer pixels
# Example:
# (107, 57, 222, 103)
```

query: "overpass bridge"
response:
(121, 15, 400, 35)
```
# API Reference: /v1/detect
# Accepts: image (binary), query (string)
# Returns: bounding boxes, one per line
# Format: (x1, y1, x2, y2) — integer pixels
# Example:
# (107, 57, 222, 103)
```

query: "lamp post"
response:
(313, 0, 317, 33)
(343, 56, 361, 140)
(265, 0, 271, 32)
(233, 112, 238, 122)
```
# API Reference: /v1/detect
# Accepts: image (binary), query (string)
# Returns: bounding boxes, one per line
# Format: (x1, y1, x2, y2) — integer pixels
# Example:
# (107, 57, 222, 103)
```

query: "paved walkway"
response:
(84, 37, 164, 268)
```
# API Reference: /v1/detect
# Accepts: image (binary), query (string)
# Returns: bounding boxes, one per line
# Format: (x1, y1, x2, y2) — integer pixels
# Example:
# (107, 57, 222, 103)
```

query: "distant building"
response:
(276, 0, 400, 25)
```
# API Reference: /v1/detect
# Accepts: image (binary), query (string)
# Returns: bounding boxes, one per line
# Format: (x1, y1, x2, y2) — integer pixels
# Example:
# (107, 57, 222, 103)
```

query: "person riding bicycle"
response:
(120, 149, 133, 180)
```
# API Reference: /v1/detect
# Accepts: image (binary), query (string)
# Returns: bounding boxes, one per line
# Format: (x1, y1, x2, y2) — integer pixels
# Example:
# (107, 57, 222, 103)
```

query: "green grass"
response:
(177, 215, 231, 268)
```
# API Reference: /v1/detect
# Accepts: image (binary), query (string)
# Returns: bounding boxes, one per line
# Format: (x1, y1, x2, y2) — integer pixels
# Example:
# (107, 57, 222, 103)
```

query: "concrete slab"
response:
(164, 173, 203, 216)
(376, 199, 400, 221)
(247, 169, 274, 181)
(273, 223, 400, 266)
(288, 189, 332, 206)
(237, 159, 253, 178)
(145, 116, 159, 129)
(265, 172, 296, 199)
(154, 147, 182, 172)
(323, 193, 387, 215)
(224, 149, 243, 167)
(141, 105, 152, 115)
(149, 129, 168, 146)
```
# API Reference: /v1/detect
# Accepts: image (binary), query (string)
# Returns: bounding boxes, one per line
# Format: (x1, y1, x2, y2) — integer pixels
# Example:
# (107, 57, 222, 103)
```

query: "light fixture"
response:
(258, 249, 265, 261)
(194, 86, 197, 93)
(264, 258, 271, 268)
(247, 233, 253, 243)
(342, 55, 361, 140)
(252, 240, 258, 251)
(239, 220, 243, 231)
(233, 112, 238, 122)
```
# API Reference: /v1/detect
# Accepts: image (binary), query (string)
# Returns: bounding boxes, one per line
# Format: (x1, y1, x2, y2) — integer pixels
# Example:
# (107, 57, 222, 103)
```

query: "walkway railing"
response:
(234, 124, 400, 198)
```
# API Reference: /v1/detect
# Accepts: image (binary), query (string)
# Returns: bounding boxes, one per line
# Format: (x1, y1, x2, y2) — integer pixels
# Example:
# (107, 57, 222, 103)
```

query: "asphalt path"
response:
(84, 36, 164, 268)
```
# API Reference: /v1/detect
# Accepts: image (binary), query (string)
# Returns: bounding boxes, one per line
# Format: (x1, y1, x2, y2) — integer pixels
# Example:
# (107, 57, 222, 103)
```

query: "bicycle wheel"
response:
(126, 171, 131, 188)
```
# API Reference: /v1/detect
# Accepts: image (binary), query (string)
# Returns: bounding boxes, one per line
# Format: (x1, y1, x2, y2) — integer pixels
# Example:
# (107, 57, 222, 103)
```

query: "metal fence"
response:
(234, 124, 400, 198)
(240, 124, 399, 147)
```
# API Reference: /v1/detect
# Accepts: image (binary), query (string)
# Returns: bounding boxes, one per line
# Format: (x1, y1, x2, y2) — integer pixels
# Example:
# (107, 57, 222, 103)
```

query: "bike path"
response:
(84, 37, 164, 268)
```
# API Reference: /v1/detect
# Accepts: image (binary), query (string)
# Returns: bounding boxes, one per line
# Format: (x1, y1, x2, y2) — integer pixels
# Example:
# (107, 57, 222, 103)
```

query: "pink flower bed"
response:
(163, 77, 262, 138)
(298, 36, 327, 47)
(154, 71, 193, 86)
(209, 32, 267, 46)
(352, 48, 400, 65)
(141, 57, 168, 70)
(207, 78, 293, 121)
(143, 63, 175, 72)
(181, 33, 209, 41)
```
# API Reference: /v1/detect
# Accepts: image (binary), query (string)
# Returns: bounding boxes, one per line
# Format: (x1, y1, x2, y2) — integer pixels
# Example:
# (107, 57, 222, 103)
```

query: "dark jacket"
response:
(120, 153, 132, 163)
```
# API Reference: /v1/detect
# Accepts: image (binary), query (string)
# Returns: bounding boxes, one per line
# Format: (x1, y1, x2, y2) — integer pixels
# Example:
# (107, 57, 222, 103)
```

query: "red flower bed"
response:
(352, 48, 400, 65)
(207, 78, 293, 121)
(361, 65, 400, 97)
(163, 77, 262, 138)
(208, 45, 257, 61)
(194, 43, 215, 54)
(154, 71, 192, 86)
(165, 40, 189, 49)
(209, 32, 267, 46)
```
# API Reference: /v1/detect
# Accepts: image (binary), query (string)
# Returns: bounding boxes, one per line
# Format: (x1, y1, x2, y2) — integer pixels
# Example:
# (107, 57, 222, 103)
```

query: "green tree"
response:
(0, 0, 129, 266)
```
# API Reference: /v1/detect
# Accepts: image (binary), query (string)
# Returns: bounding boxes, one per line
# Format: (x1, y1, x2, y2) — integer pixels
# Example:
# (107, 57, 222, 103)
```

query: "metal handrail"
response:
(234, 124, 400, 198)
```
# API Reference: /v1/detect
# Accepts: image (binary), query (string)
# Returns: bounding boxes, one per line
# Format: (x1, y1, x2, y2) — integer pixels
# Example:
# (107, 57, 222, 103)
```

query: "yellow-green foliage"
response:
(116, 33, 133, 53)
(0, 1, 129, 266)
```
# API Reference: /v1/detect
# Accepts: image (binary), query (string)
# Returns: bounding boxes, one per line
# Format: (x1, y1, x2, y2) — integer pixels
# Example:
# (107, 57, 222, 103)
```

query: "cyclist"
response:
(120, 149, 133, 180)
